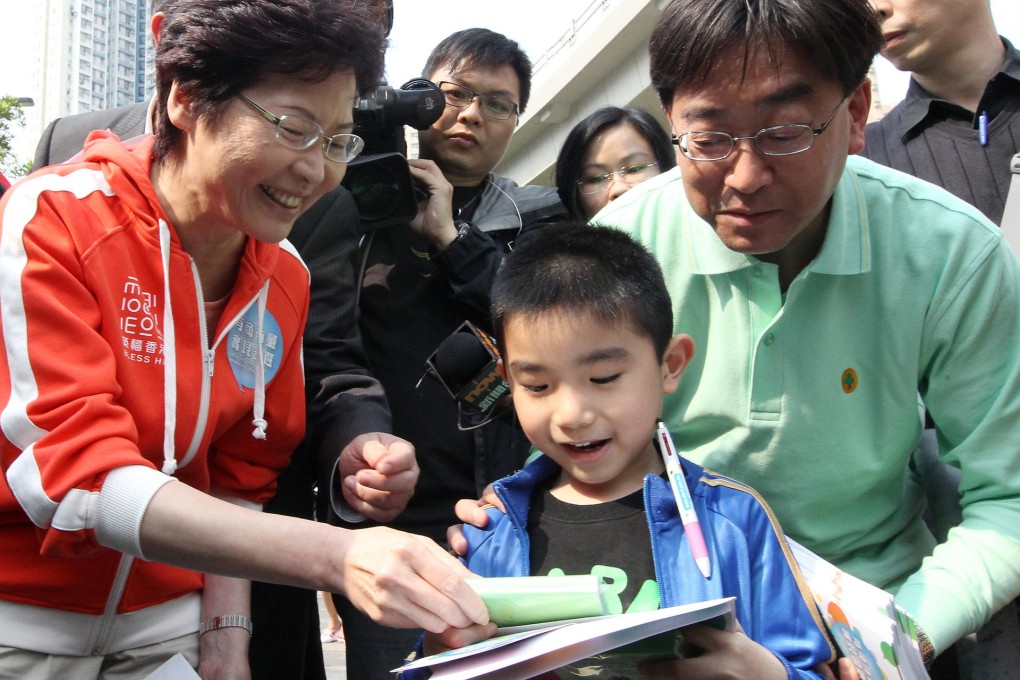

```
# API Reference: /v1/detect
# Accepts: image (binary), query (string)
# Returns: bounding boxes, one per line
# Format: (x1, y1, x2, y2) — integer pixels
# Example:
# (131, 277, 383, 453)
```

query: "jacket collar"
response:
(470, 173, 566, 233)
(495, 450, 709, 524)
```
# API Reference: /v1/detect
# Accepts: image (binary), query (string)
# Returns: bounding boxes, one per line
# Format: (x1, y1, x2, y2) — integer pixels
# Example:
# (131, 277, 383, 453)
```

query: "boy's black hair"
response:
(649, 0, 882, 105)
(152, 0, 387, 164)
(492, 221, 674, 359)
(423, 28, 533, 114)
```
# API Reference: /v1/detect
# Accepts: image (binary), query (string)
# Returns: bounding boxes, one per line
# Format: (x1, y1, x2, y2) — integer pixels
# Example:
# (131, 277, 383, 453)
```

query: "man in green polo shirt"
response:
(593, 0, 1020, 673)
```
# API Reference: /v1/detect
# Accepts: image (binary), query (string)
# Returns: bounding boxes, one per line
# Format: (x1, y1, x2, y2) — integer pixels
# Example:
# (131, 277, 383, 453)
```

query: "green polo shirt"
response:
(594, 155, 1020, 652)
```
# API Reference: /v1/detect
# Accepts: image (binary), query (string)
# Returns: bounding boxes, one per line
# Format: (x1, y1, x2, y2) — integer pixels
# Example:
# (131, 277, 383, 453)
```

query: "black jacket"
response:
(351, 172, 566, 542)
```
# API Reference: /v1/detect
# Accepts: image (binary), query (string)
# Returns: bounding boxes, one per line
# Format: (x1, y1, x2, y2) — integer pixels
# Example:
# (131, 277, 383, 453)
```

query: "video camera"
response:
(341, 78, 444, 232)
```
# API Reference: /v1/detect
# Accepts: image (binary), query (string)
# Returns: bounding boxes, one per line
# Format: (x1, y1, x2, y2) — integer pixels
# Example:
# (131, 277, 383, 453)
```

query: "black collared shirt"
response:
(862, 37, 1020, 225)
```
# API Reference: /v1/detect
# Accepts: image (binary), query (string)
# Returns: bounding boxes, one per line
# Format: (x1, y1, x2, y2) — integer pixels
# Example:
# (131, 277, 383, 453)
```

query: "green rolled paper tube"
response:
(466, 575, 610, 627)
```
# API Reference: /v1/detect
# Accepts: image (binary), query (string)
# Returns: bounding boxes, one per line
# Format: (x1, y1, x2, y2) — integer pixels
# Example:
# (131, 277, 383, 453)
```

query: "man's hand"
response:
(339, 432, 418, 522)
(447, 484, 504, 556)
(335, 526, 489, 632)
(406, 158, 458, 249)
(638, 622, 786, 680)
(835, 658, 863, 680)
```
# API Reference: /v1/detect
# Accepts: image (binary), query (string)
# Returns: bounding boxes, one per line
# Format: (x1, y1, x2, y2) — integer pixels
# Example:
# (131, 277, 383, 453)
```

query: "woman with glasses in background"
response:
(0, 1, 487, 678)
(555, 106, 676, 220)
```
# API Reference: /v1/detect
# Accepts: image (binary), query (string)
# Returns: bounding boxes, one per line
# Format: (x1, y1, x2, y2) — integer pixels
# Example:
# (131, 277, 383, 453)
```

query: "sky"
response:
(383, 0, 593, 86)
(1, 0, 1019, 166)
(383, 0, 1020, 104)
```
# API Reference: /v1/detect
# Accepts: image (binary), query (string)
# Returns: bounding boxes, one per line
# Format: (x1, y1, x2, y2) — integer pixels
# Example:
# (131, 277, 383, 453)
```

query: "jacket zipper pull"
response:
(205, 349, 215, 377)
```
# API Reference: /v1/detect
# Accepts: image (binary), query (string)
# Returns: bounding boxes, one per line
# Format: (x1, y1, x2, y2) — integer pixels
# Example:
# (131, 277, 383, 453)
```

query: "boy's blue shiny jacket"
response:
(462, 454, 836, 679)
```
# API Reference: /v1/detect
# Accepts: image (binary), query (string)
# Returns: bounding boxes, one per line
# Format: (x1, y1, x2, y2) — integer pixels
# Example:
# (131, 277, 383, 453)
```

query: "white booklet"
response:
(789, 539, 930, 680)
(394, 596, 736, 680)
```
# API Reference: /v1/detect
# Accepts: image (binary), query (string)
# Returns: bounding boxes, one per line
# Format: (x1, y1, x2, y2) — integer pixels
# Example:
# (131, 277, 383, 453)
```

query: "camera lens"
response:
(345, 163, 402, 221)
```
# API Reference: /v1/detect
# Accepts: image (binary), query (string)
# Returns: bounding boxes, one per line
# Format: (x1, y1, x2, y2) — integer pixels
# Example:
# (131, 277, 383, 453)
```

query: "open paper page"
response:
(397, 596, 735, 680)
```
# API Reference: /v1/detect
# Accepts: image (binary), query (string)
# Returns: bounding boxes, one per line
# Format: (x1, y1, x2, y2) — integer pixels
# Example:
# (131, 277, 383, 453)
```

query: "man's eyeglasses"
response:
(576, 161, 661, 195)
(674, 97, 847, 162)
(438, 81, 519, 121)
(239, 94, 365, 163)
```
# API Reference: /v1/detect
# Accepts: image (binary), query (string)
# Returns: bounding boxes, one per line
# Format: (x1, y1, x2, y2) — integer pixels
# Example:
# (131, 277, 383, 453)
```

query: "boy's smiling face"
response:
(501, 309, 691, 504)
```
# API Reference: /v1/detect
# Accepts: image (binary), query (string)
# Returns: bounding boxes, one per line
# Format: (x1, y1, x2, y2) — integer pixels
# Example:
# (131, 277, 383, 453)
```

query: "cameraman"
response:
(336, 27, 566, 678)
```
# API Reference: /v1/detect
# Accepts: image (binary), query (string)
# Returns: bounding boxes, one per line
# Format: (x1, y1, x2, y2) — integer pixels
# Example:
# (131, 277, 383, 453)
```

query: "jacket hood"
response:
(79, 130, 166, 235)
(76, 130, 282, 298)
(75, 130, 282, 466)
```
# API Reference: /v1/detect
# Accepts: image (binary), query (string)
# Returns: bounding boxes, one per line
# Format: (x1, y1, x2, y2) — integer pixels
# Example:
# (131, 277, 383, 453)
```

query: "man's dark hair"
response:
(492, 222, 674, 359)
(555, 106, 676, 220)
(423, 28, 533, 114)
(152, 0, 386, 163)
(649, 0, 882, 106)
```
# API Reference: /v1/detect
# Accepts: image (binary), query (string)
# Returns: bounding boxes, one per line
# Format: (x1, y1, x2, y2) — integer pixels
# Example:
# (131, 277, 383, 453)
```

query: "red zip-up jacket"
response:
(0, 132, 309, 655)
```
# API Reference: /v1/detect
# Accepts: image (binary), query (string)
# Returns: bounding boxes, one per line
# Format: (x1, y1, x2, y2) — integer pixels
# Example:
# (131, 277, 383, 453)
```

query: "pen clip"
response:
(654, 418, 672, 456)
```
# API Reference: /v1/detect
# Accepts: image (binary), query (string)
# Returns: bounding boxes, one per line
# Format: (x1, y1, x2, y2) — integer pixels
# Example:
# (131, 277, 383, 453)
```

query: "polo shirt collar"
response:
(685, 212, 757, 275)
(811, 162, 870, 276)
(685, 162, 869, 277)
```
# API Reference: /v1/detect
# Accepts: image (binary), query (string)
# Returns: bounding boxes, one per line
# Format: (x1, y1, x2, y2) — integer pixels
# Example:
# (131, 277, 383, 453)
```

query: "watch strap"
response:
(915, 623, 935, 668)
(199, 614, 254, 637)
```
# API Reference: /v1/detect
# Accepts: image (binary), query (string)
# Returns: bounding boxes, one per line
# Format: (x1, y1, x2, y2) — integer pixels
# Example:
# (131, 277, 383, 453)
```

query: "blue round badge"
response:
(226, 304, 284, 389)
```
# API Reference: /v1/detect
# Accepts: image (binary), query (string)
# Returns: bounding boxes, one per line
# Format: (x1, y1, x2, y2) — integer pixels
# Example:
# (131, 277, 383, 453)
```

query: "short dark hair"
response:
(423, 28, 533, 115)
(152, 0, 386, 163)
(492, 222, 674, 360)
(555, 106, 676, 220)
(649, 0, 882, 106)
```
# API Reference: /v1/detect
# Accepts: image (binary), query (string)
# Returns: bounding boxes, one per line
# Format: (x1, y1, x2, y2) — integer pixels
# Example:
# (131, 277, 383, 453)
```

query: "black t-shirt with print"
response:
(527, 478, 659, 615)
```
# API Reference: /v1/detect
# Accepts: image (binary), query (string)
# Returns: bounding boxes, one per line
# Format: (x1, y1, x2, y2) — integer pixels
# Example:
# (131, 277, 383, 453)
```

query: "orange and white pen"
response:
(655, 418, 711, 578)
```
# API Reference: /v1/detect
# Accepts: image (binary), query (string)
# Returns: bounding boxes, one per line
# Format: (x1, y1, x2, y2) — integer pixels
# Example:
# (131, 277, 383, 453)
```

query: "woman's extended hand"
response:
(336, 526, 489, 633)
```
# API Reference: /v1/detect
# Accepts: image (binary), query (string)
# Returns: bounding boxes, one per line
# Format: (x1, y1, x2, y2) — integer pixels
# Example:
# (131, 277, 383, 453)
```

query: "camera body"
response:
(342, 79, 444, 232)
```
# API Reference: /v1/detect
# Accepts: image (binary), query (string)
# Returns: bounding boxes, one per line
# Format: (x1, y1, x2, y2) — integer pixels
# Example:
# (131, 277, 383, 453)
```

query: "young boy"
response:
(417, 222, 835, 679)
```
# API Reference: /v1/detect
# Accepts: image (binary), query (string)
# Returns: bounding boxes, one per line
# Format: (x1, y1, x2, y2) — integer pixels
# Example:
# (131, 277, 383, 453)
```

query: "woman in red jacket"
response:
(0, 1, 485, 677)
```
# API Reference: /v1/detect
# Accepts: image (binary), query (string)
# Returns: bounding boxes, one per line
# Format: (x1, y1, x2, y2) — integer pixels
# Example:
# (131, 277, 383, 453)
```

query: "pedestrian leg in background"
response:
(320, 592, 344, 643)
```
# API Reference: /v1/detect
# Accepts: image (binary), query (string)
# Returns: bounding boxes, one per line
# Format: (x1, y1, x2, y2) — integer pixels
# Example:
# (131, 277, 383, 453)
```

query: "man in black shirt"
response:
(862, 0, 1020, 226)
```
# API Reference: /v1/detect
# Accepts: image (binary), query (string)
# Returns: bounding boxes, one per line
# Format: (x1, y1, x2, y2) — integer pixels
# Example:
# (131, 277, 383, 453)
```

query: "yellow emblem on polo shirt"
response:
(841, 368, 858, 394)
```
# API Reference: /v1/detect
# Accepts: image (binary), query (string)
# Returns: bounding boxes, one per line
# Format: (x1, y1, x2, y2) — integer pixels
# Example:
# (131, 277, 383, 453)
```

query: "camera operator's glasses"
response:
(576, 161, 661, 195)
(674, 97, 846, 161)
(438, 81, 519, 121)
(239, 94, 365, 163)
